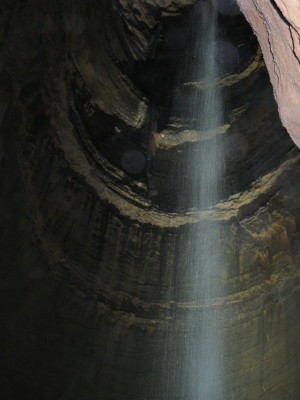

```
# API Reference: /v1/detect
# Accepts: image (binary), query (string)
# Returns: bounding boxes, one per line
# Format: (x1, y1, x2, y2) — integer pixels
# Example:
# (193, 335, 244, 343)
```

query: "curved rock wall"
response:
(237, 0, 300, 147)
(0, 1, 300, 399)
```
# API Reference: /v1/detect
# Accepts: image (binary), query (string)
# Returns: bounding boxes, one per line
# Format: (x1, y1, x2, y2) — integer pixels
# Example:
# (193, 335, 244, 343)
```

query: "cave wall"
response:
(0, 0, 300, 399)
(237, 0, 300, 147)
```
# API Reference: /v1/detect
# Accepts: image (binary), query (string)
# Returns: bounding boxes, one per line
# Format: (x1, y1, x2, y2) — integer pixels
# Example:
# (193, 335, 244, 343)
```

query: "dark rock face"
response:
(1, 1, 300, 399)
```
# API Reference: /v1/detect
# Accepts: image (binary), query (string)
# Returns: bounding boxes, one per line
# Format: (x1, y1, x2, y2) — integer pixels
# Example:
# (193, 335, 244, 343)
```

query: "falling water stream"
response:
(152, 2, 236, 399)
(183, 3, 225, 399)
(167, 2, 227, 399)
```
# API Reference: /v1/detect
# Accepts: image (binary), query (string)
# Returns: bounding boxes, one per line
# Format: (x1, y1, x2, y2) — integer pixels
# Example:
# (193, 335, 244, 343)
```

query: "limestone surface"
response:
(237, 0, 300, 147)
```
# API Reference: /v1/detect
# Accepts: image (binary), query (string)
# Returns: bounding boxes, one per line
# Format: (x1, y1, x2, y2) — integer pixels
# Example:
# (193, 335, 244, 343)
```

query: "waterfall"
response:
(154, 3, 228, 399)
(182, 2, 225, 399)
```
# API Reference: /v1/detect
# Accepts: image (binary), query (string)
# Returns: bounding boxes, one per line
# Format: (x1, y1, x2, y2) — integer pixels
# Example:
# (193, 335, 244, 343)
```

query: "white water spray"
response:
(154, 3, 228, 399)
(182, 2, 225, 399)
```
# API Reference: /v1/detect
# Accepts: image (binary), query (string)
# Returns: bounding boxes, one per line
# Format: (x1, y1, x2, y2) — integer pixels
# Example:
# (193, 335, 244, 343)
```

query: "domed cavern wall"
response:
(0, 0, 300, 399)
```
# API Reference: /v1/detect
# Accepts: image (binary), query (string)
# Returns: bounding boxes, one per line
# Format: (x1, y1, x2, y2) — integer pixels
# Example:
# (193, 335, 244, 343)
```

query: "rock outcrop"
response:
(237, 0, 300, 147)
